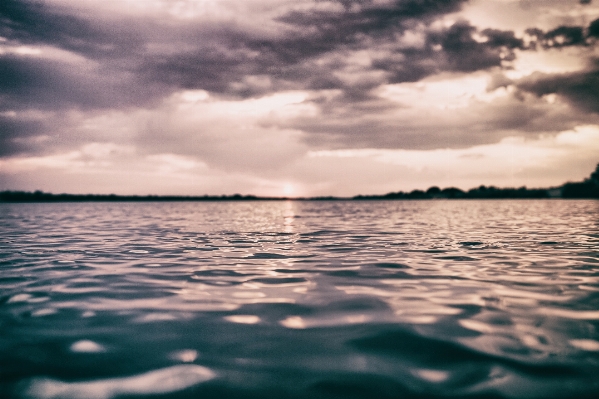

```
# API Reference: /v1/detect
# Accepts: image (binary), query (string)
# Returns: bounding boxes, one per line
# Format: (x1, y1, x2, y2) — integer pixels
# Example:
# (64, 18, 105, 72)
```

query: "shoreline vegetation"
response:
(2, 164, 598, 203)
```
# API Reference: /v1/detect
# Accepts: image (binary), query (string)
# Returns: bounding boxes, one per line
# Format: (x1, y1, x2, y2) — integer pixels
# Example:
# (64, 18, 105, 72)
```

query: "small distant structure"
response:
(547, 187, 563, 198)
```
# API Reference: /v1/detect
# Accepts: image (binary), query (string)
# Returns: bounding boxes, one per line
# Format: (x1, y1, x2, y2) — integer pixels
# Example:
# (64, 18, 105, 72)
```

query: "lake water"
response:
(1, 200, 598, 399)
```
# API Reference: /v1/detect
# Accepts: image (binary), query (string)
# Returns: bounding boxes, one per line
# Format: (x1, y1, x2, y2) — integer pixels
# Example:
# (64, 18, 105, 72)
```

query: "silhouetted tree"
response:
(426, 186, 441, 195)
(590, 163, 599, 184)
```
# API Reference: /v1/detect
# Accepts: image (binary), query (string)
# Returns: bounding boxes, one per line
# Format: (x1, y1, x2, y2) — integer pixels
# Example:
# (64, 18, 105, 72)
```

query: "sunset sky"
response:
(1, 0, 599, 197)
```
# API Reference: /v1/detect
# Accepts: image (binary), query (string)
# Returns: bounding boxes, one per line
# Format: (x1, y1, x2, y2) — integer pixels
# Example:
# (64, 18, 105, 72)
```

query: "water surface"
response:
(1, 200, 598, 398)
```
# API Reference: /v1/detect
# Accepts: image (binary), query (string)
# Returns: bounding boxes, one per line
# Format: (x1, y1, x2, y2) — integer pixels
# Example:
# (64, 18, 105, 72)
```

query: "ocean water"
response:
(0, 200, 598, 399)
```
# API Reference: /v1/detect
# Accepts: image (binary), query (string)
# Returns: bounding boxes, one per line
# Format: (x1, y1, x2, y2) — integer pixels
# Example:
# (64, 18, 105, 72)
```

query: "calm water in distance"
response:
(1, 200, 598, 399)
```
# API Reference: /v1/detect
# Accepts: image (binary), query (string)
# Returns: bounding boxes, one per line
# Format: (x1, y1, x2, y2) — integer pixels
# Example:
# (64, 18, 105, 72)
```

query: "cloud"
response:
(0, 53, 160, 111)
(525, 26, 586, 49)
(1, 0, 594, 115)
(516, 67, 599, 113)
(0, 0, 521, 107)
(0, 0, 143, 58)
(7, 123, 597, 196)
(273, 70, 599, 150)
(1, 0, 599, 196)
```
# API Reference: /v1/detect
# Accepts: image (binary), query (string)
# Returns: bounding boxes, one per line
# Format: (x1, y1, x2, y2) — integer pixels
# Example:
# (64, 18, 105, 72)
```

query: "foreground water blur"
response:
(0, 200, 598, 399)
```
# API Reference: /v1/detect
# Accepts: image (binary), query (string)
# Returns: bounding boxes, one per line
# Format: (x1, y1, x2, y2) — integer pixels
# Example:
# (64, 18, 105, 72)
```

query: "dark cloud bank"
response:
(1, 0, 599, 157)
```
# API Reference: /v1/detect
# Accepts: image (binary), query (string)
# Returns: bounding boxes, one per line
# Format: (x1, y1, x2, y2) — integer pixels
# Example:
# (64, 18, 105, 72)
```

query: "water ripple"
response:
(1, 200, 598, 398)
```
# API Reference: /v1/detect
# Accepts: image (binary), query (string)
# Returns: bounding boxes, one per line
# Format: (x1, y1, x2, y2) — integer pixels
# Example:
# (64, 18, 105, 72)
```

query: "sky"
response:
(1, 0, 599, 197)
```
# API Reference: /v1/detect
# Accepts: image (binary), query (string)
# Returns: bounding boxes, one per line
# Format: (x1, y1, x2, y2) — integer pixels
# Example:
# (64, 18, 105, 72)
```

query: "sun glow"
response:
(283, 183, 295, 197)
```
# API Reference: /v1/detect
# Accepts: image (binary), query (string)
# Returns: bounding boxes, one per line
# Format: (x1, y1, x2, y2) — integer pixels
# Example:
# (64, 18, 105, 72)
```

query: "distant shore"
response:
(2, 165, 598, 203)
(1, 183, 596, 202)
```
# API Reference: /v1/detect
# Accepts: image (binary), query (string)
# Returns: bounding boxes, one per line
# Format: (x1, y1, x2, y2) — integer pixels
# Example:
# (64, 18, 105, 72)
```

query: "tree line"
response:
(2, 164, 598, 202)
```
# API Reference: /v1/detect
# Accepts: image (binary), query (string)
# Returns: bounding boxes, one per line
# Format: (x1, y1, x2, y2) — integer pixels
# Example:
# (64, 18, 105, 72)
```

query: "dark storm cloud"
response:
(268, 14, 599, 147)
(525, 26, 585, 48)
(252, 9, 599, 96)
(2, 0, 589, 105)
(0, 54, 157, 110)
(0, 0, 142, 58)
(2, 0, 599, 157)
(137, 0, 473, 97)
(0, 113, 46, 156)
(275, 0, 468, 39)
(0, 3, 166, 122)
(0, 0, 489, 103)
(281, 0, 466, 31)
(240, 1, 529, 94)
(516, 67, 599, 113)
(427, 21, 523, 72)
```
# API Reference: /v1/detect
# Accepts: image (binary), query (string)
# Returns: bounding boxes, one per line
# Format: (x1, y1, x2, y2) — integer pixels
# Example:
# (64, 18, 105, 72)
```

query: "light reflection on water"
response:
(0, 200, 598, 398)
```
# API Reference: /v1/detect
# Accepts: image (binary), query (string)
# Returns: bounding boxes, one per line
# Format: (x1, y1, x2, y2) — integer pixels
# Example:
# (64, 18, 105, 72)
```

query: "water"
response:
(1, 200, 598, 399)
